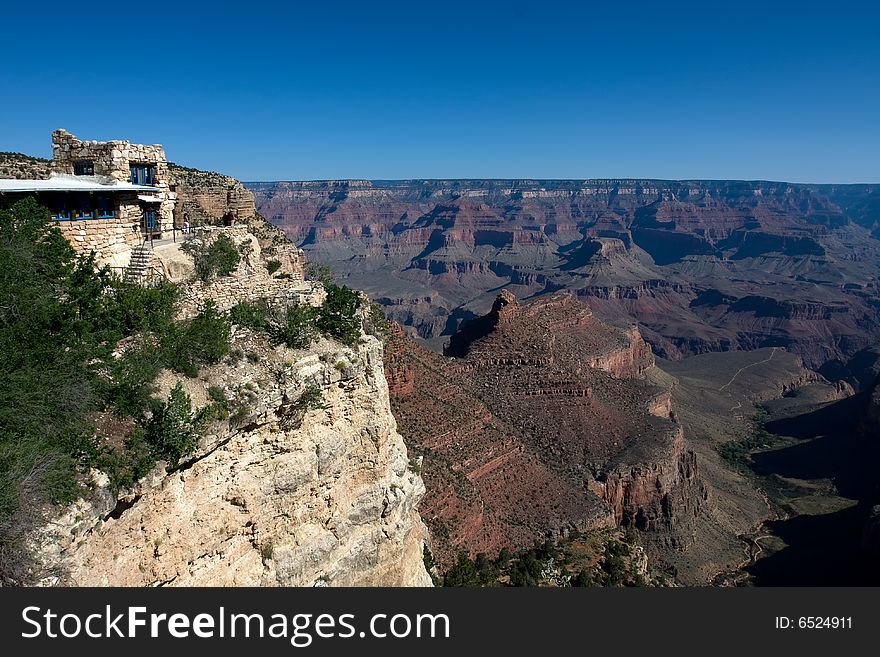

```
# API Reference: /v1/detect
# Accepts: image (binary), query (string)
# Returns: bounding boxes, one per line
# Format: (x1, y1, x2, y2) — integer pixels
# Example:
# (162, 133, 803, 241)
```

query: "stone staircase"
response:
(126, 245, 156, 283)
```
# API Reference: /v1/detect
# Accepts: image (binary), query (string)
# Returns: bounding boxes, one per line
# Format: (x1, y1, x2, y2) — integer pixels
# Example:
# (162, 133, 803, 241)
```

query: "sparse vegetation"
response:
(266, 259, 281, 275)
(423, 545, 441, 586)
(295, 385, 325, 413)
(277, 304, 319, 349)
(441, 530, 658, 587)
(316, 284, 362, 346)
(159, 300, 231, 377)
(304, 261, 334, 285)
(143, 383, 203, 468)
(719, 406, 777, 468)
(181, 234, 241, 281)
(202, 386, 230, 421)
(363, 302, 389, 342)
(229, 300, 270, 331)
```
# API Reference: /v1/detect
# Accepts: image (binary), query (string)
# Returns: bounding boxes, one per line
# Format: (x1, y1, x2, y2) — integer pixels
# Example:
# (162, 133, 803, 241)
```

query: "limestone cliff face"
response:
(35, 330, 431, 587)
(588, 326, 655, 379)
(168, 163, 257, 224)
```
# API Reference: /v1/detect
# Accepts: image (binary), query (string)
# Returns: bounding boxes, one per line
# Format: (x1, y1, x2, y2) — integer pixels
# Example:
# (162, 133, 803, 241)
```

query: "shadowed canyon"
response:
(253, 178, 880, 584)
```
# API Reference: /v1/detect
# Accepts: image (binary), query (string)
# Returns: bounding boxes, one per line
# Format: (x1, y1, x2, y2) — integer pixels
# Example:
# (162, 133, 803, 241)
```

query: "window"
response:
(52, 199, 71, 221)
(96, 196, 115, 218)
(75, 193, 94, 220)
(130, 164, 155, 186)
(143, 208, 156, 232)
(73, 161, 94, 175)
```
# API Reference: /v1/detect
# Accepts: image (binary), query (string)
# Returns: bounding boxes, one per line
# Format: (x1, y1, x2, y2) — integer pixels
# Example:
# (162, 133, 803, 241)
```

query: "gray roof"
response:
(0, 174, 158, 194)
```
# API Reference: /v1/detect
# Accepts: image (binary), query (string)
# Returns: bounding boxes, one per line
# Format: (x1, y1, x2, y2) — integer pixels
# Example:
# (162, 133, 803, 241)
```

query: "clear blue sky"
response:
(1, 0, 877, 182)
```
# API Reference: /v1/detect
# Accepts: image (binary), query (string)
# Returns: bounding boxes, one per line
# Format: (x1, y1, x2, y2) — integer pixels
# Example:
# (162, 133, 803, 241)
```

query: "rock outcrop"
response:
(386, 290, 705, 567)
(169, 163, 257, 225)
(35, 325, 431, 587)
(28, 216, 430, 587)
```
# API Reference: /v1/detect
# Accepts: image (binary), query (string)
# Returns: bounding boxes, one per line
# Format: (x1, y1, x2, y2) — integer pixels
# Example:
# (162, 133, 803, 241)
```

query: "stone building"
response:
(0, 129, 177, 268)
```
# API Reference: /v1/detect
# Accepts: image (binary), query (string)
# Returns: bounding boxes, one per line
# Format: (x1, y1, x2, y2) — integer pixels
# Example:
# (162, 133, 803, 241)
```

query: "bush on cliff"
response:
(181, 234, 241, 281)
(0, 198, 232, 581)
(144, 383, 203, 467)
(0, 199, 106, 522)
(278, 304, 319, 349)
(229, 299, 270, 331)
(363, 302, 389, 342)
(317, 284, 362, 346)
(160, 300, 230, 377)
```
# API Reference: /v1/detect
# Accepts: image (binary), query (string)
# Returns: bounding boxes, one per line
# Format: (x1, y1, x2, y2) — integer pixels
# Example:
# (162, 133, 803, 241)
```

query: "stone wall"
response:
(180, 275, 323, 318)
(50, 129, 175, 234)
(55, 218, 141, 269)
(155, 225, 310, 318)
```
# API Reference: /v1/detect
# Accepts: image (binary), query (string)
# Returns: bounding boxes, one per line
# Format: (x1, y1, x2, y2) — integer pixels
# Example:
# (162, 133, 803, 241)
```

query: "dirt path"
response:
(709, 483, 780, 586)
(718, 347, 779, 392)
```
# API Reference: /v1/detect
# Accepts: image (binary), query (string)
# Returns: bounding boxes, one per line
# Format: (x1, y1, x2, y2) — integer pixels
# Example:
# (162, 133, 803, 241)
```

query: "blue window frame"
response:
(53, 205, 71, 221)
(130, 164, 155, 186)
(143, 208, 156, 232)
(75, 194, 94, 220)
(96, 196, 115, 218)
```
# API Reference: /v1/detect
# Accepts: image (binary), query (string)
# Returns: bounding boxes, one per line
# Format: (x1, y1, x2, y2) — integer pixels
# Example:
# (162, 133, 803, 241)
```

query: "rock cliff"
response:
(386, 290, 705, 567)
(34, 318, 431, 586)
(169, 163, 257, 225)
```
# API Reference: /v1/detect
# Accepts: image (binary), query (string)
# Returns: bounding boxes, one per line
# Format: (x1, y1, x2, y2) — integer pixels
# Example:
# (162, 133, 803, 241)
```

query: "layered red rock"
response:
(251, 179, 880, 377)
(385, 291, 705, 567)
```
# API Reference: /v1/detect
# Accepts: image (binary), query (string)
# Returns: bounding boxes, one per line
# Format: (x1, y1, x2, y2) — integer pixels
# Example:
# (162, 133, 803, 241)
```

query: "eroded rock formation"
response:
(251, 179, 880, 377)
(34, 326, 431, 587)
(386, 290, 705, 567)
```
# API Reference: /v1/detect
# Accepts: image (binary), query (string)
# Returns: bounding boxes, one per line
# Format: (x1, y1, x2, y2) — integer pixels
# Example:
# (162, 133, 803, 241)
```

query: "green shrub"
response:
(98, 427, 157, 491)
(278, 304, 318, 349)
(304, 261, 334, 285)
(161, 300, 230, 376)
(0, 199, 106, 541)
(181, 234, 241, 281)
(718, 406, 777, 468)
(229, 299, 269, 331)
(200, 386, 230, 422)
(266, 259, 281, 275)
(363, 302, 389, 341)
(105, 278, 179, 335)
(317, 284, 362, 346)
(144, 383, 203, 467)
(227, 347, 244, 364)
(443, 551, 484, 587)
(295, 385, 325, 412)
(106, 345, 164, 418)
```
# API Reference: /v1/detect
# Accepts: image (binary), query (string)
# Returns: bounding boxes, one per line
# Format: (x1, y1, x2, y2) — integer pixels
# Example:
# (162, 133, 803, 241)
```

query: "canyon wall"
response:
(250, 179, 880, 379)
(35, 329, 430, 586)
(386, 290, 706, 567)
